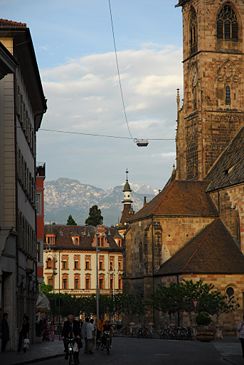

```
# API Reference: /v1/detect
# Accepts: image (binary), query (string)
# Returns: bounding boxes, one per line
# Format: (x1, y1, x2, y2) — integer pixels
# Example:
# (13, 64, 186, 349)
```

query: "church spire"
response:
(120, 169, 134, 225)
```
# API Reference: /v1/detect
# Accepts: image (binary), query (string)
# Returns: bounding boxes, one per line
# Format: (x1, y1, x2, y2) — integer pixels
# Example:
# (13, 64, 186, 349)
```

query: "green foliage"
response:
(85, 205, 103, 227)
(66, 215, 77, 226)
(196, 312, 211, 326)
(40, 282, 53, 295)
(152, 280, 238, 319)
(45, 292, 145, 319)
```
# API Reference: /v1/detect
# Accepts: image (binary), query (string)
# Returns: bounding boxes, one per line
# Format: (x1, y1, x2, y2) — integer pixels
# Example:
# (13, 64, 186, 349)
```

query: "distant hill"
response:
(44, 178, 157, 226)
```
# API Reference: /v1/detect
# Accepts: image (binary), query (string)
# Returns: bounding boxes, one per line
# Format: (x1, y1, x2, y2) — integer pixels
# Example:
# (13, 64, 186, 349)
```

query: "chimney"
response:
(144, 196, 147, 206)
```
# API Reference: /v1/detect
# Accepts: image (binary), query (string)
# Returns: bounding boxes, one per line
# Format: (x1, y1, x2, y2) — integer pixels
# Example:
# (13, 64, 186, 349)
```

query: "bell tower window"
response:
(190, 7, 198, 55)
(217, 4, 238, 41)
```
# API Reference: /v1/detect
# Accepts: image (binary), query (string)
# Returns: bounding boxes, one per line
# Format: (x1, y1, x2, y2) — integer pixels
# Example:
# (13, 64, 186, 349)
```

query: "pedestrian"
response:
(237, 315, 244, 357)
(18, 315, 30, 352)
(90, 318, 95, 352)
(1, 312, 10, 352)
(82, 317, 94, 354)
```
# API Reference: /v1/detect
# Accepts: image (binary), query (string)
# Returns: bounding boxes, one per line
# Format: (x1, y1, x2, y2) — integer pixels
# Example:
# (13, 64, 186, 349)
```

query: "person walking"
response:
(18, 315, 30, 352)
(82, 317, 94, 354)
(1, 313, 10, 352)
(237, 315, 244, 357)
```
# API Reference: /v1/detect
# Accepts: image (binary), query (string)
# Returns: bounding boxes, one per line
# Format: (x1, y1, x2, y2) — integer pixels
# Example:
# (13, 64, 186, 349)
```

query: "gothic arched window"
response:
(190, 7, 198, 54)
(217, 4, 238, 41)
(226, 85, 231, 105)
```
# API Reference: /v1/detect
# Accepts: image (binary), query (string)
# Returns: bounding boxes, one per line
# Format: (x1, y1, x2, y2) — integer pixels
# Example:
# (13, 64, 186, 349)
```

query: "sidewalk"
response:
(0, 339, 64, 365)
(214, 337, 244, 365)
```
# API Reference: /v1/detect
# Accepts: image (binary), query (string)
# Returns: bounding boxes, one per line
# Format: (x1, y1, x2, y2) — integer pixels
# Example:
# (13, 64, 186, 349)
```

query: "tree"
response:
(85, 205, 103, 226)
(66, 214, 77, 225)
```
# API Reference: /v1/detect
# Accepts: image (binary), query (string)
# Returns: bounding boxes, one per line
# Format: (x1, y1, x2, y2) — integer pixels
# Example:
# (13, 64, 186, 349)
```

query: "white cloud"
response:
(38, 44, 182, 188)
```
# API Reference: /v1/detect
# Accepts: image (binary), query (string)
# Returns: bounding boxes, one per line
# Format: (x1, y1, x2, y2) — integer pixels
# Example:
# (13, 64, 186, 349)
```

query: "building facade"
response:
(36, 164, 46, 284)
(0, 20, 46, 349)
(125, 0, 244, 333)
(43, 225, 123, 296)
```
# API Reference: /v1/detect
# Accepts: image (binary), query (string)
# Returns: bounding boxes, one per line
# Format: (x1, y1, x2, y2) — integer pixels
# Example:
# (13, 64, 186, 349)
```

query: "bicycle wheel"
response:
(69, 353, 73, 365)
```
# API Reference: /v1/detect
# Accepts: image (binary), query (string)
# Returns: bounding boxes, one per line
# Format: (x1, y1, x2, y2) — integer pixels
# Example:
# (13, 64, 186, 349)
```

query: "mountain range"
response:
(44, 178, 157, 226)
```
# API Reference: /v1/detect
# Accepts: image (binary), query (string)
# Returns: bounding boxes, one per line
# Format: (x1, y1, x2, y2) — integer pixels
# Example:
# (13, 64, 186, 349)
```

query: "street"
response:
(28, 337, 231, 365)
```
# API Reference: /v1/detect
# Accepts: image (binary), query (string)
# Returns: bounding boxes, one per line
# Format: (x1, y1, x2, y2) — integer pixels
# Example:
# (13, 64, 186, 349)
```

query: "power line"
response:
(39, 128, 175, 141)
(108, 0, 134, 140)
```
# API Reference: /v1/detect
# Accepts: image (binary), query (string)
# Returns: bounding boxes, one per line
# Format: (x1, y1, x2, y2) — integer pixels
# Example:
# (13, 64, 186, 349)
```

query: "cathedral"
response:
(124, 0, 244, 332)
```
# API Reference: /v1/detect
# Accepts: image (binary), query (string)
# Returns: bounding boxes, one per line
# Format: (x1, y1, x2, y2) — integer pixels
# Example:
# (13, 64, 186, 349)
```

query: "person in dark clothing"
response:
(18, 315, 30, 352)
(62, 315, 81, 364)
(1, 313, 10, 352)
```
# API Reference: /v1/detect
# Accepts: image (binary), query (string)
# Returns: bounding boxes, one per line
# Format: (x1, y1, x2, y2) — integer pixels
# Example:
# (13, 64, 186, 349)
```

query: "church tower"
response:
(120, 169, 134, 226)
(176, 0, 244, 180)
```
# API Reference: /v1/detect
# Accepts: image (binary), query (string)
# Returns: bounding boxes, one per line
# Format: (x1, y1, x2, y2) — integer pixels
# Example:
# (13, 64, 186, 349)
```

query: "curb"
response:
(10, 352, 64, 365)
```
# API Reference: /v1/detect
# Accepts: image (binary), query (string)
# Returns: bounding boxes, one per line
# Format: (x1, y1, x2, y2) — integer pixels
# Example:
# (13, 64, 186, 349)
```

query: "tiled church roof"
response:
(129, 180, 218, 222)
(156, 219, 244, 276)
(206, 127, 244, 192)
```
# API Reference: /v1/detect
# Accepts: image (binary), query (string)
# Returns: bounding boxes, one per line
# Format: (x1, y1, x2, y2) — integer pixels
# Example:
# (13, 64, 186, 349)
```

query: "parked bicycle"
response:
(159, 326, 192, 340)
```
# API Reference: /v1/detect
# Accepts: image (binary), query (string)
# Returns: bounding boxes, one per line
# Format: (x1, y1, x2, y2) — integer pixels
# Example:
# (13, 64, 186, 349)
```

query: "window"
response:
(226, 286, 234, 298)
(36, 193, 42, 215)
(99, 275, 105, 289)
(99, 256, 104, 271)
(118, 275, 123, 290)
(85, 255, 91, 270)
(109, 256, 114, 271)
(118, 258, 123, 271)
(45, 234, 56, 245)
(226, 85, 231, 105)
(217, 4, 238, 41)
(62, 278, 68, 289)
(74, 276, 80, 290)
(72, 236, 80, 246)
(46, 258, 52, 269)
(190, 7, 198, 54)
(110, 275, 114, 290)
(62, 260, 67, 270)
(85, 274, 91, 290)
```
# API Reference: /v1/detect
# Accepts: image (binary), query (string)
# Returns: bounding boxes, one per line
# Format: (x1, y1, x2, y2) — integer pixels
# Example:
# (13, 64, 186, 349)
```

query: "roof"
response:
(156, 219, 244, 276)
(44, 225, 122, 252)
(129, 180, 218, 222)
(0, 19, 26, 28)
(0, 19, 46, 129)
(123, 180, 132, 192)
(206, 127, 244, 191)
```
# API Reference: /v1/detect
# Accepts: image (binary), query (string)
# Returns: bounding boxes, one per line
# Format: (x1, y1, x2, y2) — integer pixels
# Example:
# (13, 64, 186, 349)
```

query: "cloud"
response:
(38, 44, 183, 188)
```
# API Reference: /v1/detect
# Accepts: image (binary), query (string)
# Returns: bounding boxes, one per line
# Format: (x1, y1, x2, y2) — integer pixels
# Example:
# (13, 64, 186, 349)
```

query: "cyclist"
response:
(102, 320, 113, 348)
(62, 314, 81, 364)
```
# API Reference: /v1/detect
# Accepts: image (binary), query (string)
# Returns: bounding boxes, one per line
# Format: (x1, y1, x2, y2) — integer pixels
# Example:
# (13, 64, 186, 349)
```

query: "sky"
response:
(1, 0, 183, 190)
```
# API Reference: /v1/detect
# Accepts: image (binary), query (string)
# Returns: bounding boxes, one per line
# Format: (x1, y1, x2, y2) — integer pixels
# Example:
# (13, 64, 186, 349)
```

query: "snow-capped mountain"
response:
(44, 178, 156, 226)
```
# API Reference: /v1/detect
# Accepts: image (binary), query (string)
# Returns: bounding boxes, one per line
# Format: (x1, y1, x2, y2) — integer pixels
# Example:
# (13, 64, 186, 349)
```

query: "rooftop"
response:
(206, 126, 244, 191)
(156, 219, 244, 276)
(129, 180, 218, 222)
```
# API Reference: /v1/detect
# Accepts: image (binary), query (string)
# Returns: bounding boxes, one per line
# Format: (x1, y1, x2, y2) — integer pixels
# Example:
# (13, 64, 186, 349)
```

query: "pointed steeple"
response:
(120, 169, 134, 225)
(122, 169, 133, 204)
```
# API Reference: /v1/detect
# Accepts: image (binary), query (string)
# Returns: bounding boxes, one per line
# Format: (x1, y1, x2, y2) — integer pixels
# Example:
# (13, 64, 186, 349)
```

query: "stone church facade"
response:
(124, 0, 244, 332)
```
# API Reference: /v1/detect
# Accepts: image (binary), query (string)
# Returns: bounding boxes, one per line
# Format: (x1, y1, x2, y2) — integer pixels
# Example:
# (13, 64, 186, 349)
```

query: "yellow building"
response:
(43, 225, 123, 296)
